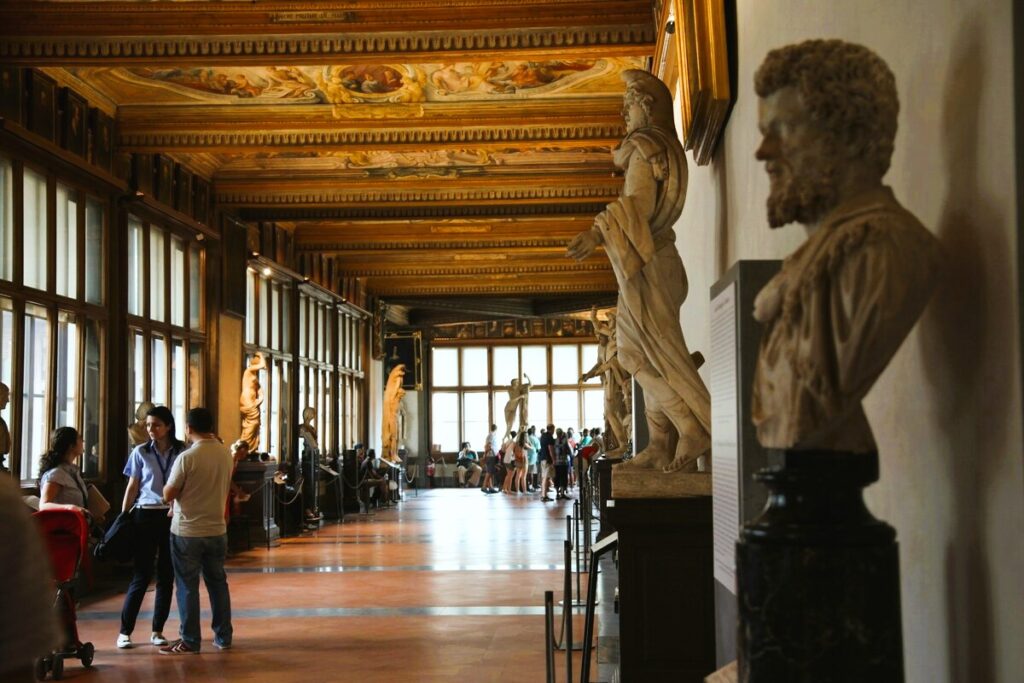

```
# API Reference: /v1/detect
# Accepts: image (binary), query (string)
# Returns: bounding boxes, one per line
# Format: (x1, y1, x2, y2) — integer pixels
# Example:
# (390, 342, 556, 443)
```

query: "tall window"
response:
(245, 266, 291, 459)
(429, 342, 602, 452)
(337, 309, 365, 451)
(0, 159, 109, 481)
(126, 218, 206, 435)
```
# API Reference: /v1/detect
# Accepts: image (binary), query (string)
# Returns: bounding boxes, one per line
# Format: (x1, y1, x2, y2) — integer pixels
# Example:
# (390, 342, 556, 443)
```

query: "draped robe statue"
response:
(382, 364, 406, 463)
(239, 353, 266, 452)
(568, 69, 711, 472)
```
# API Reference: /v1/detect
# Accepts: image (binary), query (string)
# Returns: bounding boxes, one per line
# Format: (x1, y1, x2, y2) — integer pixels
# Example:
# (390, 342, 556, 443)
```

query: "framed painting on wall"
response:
(384, 331, 423, 391)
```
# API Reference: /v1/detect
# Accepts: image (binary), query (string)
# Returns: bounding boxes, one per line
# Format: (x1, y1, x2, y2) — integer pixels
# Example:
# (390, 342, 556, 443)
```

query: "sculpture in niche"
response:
(239, 353, 267, 453)
(298, 406, 320, 452)
(502, 374, 531, 439)
(0, 382, 10, 471)
(127, 400, 155, 447)
(567, 69, 711, 472)
(750, 39, 941, 452)
(382, 363, 406, 463)
(580, 308, 628, 455)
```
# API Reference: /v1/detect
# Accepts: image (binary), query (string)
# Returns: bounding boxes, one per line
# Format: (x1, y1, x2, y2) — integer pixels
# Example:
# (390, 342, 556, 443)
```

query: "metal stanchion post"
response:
(544, 590, 555, 683)
(564, 539, 573, 683)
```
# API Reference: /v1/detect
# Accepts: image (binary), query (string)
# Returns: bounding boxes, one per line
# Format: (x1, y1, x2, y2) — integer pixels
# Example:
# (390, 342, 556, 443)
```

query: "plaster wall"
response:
(367, 358, 383, 454)
(674, 1, 1023, 680)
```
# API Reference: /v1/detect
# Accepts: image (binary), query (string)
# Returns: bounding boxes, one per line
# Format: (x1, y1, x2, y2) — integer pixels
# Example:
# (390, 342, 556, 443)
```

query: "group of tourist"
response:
(37, 405, 235, 656)
(453, 423, 604, 501)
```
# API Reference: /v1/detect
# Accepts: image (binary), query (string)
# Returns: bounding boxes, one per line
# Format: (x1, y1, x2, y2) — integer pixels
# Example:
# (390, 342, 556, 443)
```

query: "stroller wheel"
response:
(51, 655, 64, 680)
(34, 656, 49, 681)
(79, 642, 95, 667)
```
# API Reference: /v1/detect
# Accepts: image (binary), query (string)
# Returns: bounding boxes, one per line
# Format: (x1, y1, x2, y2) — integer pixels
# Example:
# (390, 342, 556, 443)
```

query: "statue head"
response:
(510, 378, 519, 387)
(0, 382, 8, 409)
(135, 400, 155, 421)
(302, 406, 316, 424)
(754, 40, 899, 228)
(621, 69, 676, 135)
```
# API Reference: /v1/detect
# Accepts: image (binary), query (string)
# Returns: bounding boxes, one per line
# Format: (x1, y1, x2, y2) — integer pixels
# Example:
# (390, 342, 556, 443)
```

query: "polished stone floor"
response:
(70, 488, 599, 682)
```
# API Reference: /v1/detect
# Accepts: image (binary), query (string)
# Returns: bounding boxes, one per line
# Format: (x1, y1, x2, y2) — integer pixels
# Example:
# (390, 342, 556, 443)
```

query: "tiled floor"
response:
(69, 488, 601, 682)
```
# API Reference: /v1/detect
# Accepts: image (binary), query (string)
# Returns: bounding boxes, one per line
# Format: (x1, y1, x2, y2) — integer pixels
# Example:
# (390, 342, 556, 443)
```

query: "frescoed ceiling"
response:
(3, 0, 660, 320)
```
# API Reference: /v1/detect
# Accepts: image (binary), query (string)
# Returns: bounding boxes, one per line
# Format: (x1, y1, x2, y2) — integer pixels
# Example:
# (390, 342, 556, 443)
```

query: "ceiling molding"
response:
(238, 203, 610, 221)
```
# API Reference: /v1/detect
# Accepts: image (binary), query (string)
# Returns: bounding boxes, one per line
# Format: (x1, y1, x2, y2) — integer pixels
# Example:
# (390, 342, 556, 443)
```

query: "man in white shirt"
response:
(160, 408, 234, 655)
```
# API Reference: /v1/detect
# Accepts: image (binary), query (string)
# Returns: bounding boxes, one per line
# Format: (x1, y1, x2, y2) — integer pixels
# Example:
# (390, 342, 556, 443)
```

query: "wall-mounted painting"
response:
(384, 332, 423, 391)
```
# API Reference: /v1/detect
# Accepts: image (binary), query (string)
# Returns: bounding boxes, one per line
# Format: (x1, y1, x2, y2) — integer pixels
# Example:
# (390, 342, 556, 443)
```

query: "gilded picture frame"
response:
(384, 331, 423, 391)
(654, 0, 732, 166)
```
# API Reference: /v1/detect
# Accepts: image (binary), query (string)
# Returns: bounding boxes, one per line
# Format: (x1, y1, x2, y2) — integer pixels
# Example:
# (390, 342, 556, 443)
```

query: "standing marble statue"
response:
(299, 406, 320, 452)
(750, 39, 941, 451)
(239, 353, 266, 453)
(580, 308, 628, 455)
(502, 375, 531, 439)
(382, 364, 406, 463)
(0, 382, 10, 471)
(568, 69, 711, 472)
(127, 400, 155, 447)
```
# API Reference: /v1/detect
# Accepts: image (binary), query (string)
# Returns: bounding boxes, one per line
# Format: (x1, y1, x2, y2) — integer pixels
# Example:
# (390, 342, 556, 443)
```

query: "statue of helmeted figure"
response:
(382, 364, 406, 463)
(127, 400, 155, 447)
(0, 382, 10, 471)
(239, 353, 266, 453)
(568, 69, 711, 472)
(502, 375, 531, 439)
(580, 308, 628, 455)
(750, 40, 941, 452)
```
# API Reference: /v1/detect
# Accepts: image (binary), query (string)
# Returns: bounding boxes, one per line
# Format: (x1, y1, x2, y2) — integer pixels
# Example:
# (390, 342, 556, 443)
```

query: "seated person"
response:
(358, 448, 390, 507)
(455, 442, 482, 487)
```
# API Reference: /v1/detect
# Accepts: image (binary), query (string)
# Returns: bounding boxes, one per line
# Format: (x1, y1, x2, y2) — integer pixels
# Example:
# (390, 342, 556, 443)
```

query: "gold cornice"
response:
(239, 203, 610, 221)
(338, 263, 609, 278)
(299, 238, 581, 250)
(365, 280, 617, 296)
(1, 28, 653, 66)
(215, 182, 620, 207)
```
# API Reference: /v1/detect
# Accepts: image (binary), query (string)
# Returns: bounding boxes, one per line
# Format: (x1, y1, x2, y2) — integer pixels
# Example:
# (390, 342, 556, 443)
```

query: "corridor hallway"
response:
(73, 489, 594, 682)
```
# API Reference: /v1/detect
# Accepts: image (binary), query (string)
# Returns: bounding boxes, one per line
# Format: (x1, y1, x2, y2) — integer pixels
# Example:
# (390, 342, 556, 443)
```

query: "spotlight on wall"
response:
(262, 267, 272, 276)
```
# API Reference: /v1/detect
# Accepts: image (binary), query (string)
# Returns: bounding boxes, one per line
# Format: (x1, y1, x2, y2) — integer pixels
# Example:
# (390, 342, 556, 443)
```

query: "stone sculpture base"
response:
(606, 495, 716, 682)
(736, 449, 904, 682)
(611, 467, 711, 498)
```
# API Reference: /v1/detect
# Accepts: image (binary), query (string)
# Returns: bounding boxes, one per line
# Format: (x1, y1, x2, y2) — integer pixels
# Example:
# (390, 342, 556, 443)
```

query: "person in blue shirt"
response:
(526, 426, 541, 492)
(117, 405, 186, 649)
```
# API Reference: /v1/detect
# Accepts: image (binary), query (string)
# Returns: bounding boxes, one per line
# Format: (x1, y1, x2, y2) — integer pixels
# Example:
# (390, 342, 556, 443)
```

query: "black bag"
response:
(93, 509, 136, 562)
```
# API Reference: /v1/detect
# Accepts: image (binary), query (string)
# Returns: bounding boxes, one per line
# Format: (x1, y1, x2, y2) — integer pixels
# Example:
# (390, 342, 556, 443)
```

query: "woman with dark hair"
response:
(116, 405, 186, 650)
(38, 426, 88, 512)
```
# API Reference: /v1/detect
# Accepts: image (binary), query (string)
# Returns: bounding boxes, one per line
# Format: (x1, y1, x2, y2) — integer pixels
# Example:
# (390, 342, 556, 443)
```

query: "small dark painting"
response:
(156, 155, 175, 206)
(27, 70, 56, 141)
(60, 88, 87, 158)
(175, 167, 193, 216)
(89, 108, 114, 172)
(0, 67, 24, 125)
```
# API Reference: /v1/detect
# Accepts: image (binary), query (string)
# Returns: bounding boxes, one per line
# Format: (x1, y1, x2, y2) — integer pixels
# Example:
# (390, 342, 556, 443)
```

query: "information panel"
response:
(710, 281, 739, 592)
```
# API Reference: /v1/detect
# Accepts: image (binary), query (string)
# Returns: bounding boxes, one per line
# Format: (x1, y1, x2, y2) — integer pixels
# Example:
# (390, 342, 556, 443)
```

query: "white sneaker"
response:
(117, 634, 133, 649)
(151, 632, 168, 646)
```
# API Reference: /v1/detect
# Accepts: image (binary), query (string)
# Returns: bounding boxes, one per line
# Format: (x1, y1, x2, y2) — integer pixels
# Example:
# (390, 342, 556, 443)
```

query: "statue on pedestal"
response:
(502, 375, 531, 439)
(239, 353, 266, 453)
(738, 39, 941, 683)
(0, 382, 10, 471)
(382, 364, 405, 463)
(567, 69, 711, 473)
(127, 400, 155, 447)
(580, 308, 628, 455)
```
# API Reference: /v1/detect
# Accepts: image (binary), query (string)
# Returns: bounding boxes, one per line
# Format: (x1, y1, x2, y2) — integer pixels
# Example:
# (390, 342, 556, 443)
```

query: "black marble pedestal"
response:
(606, 495, 716, 682)
(736, 449, 903, 682)
(233, 460, 280, 547)
(592, 455, 623, 540)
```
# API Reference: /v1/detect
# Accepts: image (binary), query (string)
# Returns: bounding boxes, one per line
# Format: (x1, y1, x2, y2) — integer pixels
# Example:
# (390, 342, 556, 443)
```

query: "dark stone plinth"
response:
(593, 455, 623, 540)
(607, 496, 716, 682)
(736, 450, 903, 683)
(233, 460, 280, 547)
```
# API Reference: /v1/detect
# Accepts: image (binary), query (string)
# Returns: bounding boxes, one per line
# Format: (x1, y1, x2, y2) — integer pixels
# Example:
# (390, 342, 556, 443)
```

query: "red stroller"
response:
(32, 509, 96, 680)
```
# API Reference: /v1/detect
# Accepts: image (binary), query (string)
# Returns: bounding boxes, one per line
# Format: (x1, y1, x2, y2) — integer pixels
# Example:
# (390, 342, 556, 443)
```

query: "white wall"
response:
(675, 2, 1022, 681)
(367, 358, 383, 454)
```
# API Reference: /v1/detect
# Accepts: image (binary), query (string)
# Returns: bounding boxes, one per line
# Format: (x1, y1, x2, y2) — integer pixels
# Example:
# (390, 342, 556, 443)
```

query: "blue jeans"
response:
(170, 533, 232, 650)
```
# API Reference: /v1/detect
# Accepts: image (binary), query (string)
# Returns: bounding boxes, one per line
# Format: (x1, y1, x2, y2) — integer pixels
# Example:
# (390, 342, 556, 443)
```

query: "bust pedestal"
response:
(736, 449, 904, 682)
(607, 473, 716, 682)
(232, 460, 280, 548)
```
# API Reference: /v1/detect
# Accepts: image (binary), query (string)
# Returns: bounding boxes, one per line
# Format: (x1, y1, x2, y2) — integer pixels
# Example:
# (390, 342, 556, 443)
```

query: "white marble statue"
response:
(580, 308, 628, 455)
(0, 382, 9, 471)
(567, 69, 711, 472)
(299, 406, 320, 452)
(239, 353, 266, 453)
(750, 39, 941, 452)
(502, 375, 531, 439)
(382, 364, 406, 463)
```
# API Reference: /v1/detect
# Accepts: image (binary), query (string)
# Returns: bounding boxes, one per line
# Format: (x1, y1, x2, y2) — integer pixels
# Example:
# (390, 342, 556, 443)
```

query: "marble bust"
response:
(299, 406, 320, 452)
(750, 40, 941, 452)
(567, 69, 711, 472)
(127, 400, 155, 447)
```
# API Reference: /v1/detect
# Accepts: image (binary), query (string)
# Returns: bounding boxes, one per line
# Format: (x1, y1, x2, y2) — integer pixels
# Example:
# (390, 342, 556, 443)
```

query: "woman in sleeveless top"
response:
(38, 427, 89, 512)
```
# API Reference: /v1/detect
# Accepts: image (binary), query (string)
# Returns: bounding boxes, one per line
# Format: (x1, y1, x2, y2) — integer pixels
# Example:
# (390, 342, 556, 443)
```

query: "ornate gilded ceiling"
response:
(4, 0, 660, 319)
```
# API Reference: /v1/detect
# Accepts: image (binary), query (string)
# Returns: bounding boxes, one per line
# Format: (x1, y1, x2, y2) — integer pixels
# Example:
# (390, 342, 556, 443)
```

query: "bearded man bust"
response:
(750, 40, 941, 453)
